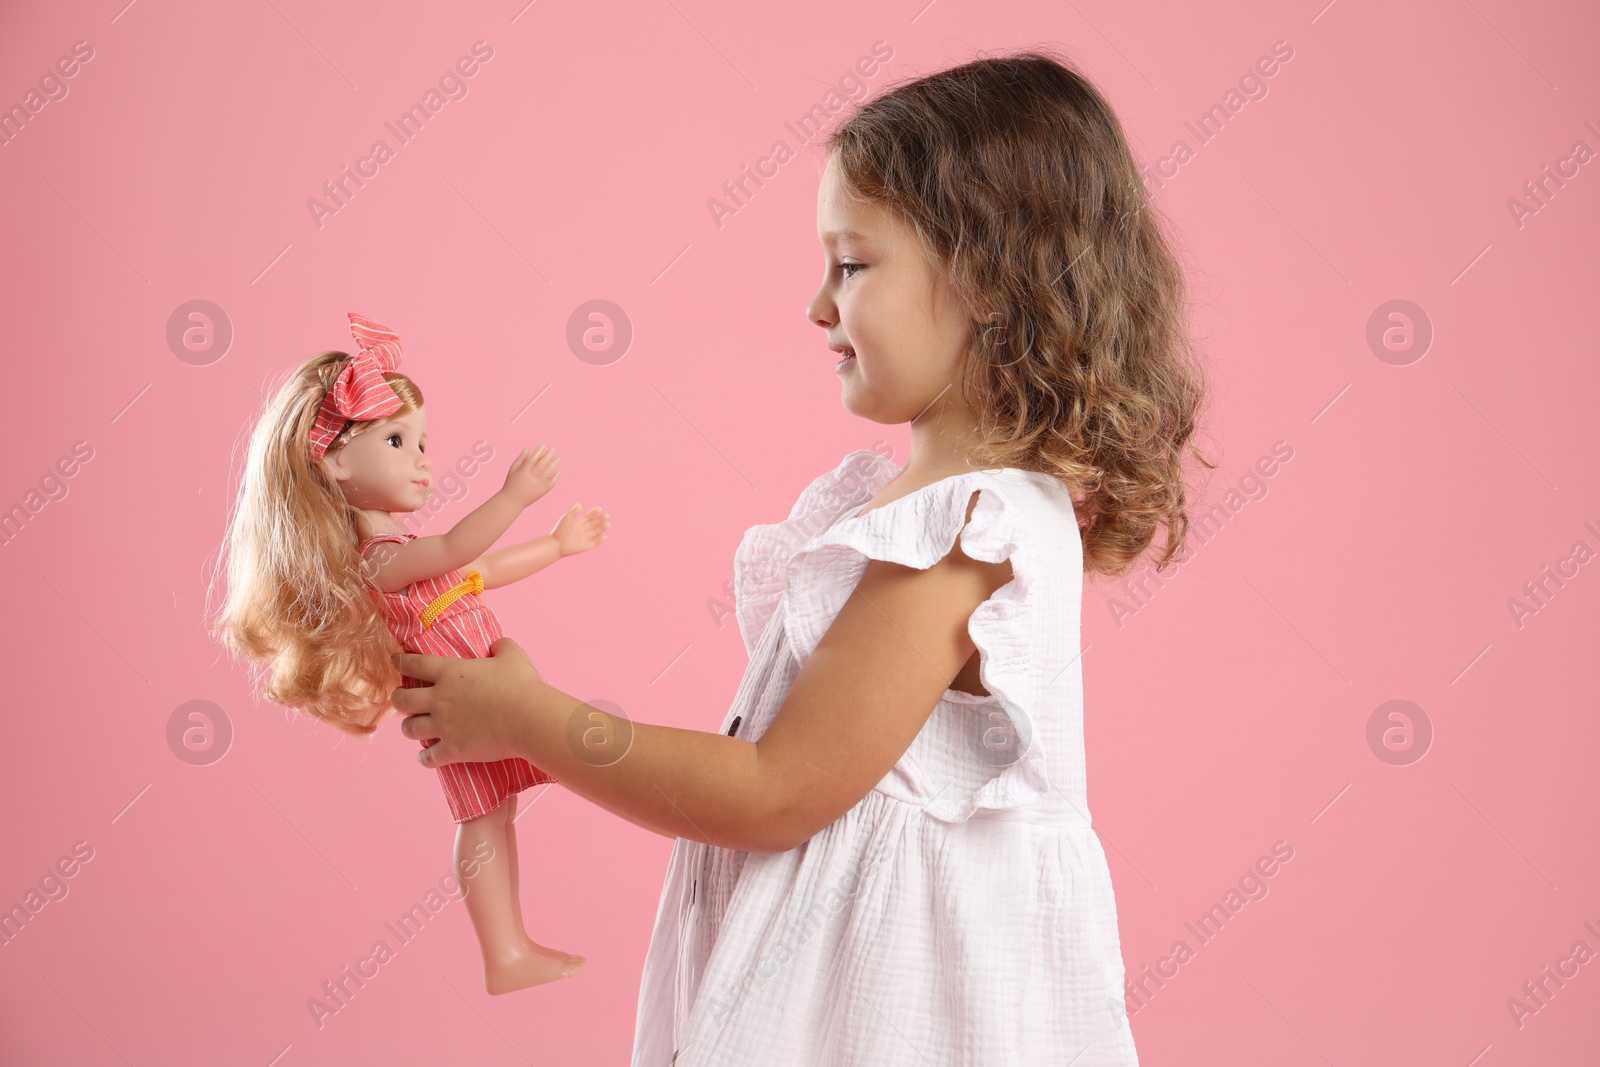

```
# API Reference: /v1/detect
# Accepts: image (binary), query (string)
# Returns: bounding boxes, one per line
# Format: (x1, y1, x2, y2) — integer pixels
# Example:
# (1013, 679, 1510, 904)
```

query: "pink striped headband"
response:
(308, 312, 406, 461)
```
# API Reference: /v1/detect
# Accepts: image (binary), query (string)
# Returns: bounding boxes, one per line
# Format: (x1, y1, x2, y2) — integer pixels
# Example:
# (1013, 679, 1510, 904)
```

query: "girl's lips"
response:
(834, 351, 856, 373)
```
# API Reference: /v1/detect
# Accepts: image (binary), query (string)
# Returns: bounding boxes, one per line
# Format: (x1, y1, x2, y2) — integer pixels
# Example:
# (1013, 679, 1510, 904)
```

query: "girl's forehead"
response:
(818, 174, 912, 248)
(822, 227, 873, 244)
(818, 162, 877, 226)
(818, 196, 885, 245)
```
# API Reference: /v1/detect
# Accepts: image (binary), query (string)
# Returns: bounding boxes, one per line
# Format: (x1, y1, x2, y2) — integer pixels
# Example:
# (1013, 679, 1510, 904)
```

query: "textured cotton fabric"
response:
(631, 449, 1139, 1066)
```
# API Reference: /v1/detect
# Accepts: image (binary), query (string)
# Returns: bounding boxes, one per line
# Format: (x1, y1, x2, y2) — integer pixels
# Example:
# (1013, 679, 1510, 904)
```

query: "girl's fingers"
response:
(393, 651, 447, 682)
(390, 685, 427, 715)
(399, 713, 437, 741)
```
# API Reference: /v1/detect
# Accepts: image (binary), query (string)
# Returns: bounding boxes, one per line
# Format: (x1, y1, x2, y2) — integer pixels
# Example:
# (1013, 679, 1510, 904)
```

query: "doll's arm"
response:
(463, 537, 559, 590)
(463, 503, 610, 589)
(365, 447, 562, 592)
(364, 488, 524, 592)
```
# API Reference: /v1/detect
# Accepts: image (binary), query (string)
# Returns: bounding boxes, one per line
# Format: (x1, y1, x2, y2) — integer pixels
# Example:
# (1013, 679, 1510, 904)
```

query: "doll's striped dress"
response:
(359, 532, 555, 822)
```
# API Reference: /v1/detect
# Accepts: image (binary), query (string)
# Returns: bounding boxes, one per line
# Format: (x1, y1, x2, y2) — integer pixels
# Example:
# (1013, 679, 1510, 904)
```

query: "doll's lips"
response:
(413, 480, 430, 489)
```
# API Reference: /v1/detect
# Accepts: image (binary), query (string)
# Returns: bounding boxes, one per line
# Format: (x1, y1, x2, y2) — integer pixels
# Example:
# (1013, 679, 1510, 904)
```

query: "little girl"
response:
(387, 51, 1208, 1064)
(209, 313, 610, 994)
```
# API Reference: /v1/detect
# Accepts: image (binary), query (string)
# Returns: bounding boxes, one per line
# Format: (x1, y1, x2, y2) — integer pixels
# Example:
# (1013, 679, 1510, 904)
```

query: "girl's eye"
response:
(838, 262, 863, 279)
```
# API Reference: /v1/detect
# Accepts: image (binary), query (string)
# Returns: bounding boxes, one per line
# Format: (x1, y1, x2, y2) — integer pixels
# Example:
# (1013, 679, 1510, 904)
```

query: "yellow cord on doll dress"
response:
(419, 571, 484, 630)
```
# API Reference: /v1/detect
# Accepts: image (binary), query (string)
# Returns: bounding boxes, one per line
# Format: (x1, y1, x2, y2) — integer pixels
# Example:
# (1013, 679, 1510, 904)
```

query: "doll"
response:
(210, 312, 609, 994)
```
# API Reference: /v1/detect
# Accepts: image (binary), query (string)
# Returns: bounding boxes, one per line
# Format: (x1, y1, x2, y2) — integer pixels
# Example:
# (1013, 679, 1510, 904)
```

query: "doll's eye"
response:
(386, 433, 402, 448)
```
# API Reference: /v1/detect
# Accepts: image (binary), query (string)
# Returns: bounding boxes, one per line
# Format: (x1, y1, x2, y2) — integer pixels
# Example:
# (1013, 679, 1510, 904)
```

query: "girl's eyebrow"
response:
(823, 229, 872, 243)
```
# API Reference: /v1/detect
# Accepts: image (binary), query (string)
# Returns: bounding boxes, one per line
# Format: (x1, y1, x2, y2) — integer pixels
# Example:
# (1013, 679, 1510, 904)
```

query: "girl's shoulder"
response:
(732, 448, 1081, 656)
(810, 450, 1079, 550)
(751, 448, 1083, 578)
(807, 452, 1081, 576)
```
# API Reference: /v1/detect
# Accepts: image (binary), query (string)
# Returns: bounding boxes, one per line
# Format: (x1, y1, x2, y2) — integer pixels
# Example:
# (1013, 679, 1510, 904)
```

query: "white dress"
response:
(631, 448, 1140, 1067)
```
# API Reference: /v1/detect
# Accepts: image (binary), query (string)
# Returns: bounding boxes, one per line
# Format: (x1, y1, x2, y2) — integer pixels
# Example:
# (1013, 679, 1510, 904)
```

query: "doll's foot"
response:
(484, 940, 586, 995)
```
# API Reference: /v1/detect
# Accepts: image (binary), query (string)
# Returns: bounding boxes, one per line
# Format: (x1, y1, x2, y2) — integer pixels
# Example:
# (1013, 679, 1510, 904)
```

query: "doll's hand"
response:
(552, 503, 610, 556)
(501, 446, 561, 508)
(392, 639, 544, 766)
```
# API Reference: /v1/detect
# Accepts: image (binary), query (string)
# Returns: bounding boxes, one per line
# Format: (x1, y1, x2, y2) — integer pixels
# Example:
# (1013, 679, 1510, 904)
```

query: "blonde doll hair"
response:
(824, 49, 1215, 578)
(208, 351, 424, 736)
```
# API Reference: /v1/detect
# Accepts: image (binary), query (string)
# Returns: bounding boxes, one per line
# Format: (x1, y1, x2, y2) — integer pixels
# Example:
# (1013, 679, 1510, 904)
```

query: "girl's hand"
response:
(552, 503, 610, 557)
(392, 638, 543, 766)
(501, 446, 561, 508)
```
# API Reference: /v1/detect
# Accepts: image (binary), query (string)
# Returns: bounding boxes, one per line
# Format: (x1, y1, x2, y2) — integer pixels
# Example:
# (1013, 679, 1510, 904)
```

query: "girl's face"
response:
(806, 152, 974, 424)
(321, 406, 433, 513)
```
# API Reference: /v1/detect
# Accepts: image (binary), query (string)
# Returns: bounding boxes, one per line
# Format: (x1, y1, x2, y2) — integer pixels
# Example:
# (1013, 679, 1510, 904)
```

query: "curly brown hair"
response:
(824, 49, 1214, 577)
(207, 351, 424, 736)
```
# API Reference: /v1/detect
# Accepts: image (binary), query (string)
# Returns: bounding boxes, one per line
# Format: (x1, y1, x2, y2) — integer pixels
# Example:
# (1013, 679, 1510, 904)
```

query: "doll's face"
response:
(806, 151, 975, 423)
(321, 406, 433, 513)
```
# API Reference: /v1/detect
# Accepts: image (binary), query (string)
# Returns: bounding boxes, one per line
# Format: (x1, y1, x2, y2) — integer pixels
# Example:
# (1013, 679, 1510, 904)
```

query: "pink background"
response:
(2, 0, 1597, 1064)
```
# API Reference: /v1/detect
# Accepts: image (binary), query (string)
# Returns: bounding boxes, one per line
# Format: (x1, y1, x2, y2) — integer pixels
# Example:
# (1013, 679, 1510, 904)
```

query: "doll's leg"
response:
(498, 793, 586, 973)
(456, 801, 583, 994)
(501, 793, 526, 935)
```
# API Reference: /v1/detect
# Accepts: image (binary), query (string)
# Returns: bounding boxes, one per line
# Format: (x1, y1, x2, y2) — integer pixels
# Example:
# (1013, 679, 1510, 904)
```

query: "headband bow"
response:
(308, 312, 406, 461)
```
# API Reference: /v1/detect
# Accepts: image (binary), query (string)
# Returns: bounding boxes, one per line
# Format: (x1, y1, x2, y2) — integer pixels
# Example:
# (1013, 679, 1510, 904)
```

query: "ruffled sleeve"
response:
(780, 466, 1079, 822)
(731, 449, 900, 656)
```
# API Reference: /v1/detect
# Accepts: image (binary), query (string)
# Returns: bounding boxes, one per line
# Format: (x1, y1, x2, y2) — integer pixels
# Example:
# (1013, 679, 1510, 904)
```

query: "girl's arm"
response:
(396, 493, 1010, 854)
(365, 447, 561, 592)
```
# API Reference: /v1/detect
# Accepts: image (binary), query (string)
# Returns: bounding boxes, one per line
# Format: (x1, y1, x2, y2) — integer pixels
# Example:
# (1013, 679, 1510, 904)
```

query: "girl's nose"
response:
(806, 285, 836, 328)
